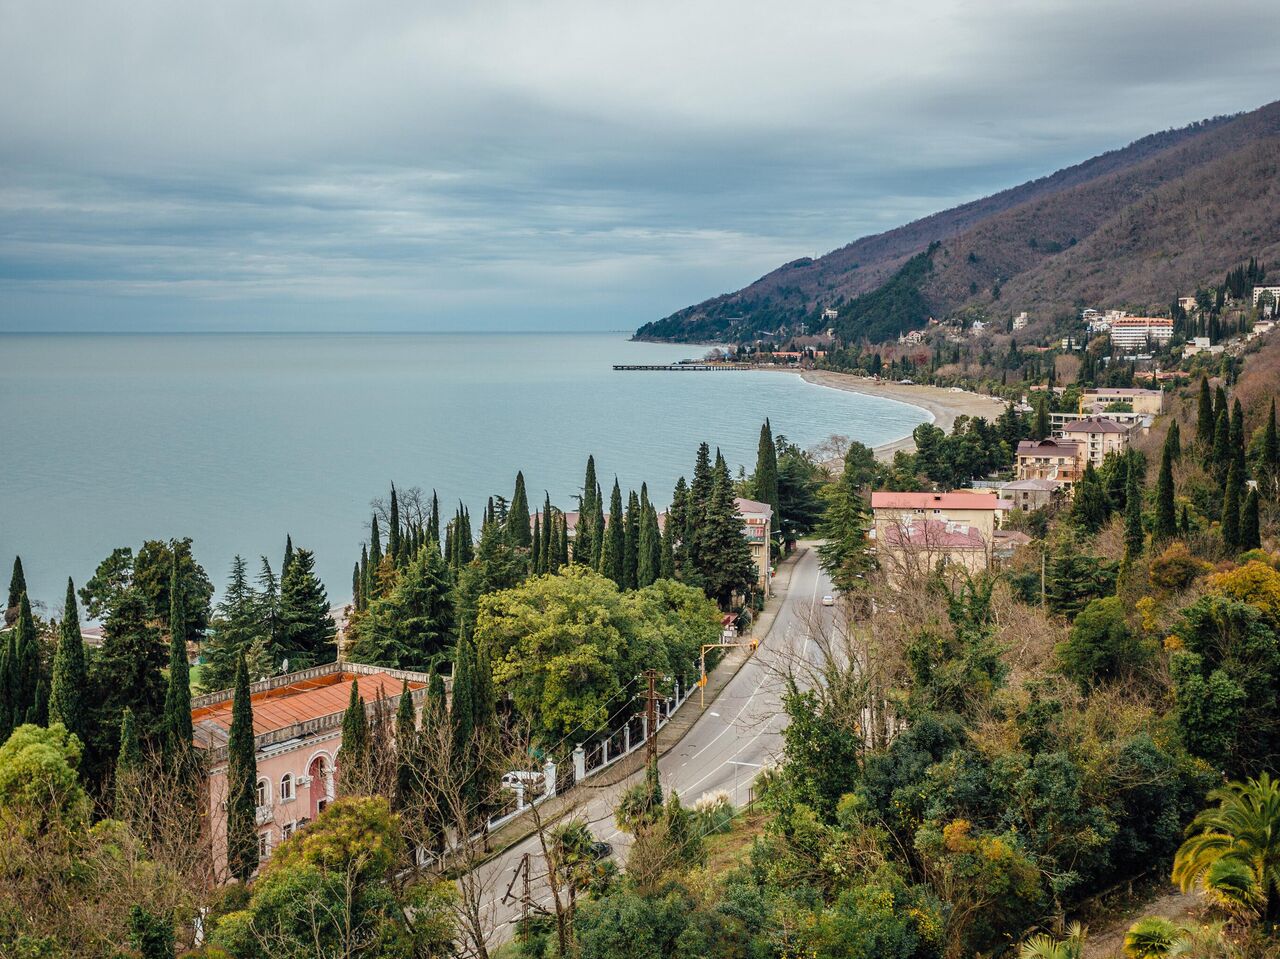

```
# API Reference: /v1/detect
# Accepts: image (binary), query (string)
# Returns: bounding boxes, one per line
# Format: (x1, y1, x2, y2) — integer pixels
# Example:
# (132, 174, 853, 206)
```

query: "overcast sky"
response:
(2, 0, 1278, 332)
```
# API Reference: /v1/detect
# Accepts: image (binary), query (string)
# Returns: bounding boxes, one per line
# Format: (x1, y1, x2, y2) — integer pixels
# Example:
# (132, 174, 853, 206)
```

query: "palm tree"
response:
(1173, 773, 1280, 922)
(1019, 922, 1087, 959)
(1124, 916, 1235, 959)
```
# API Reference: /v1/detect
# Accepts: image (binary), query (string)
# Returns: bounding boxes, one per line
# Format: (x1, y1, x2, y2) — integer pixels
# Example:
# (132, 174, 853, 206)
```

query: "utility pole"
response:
(644, 668, 659, 766)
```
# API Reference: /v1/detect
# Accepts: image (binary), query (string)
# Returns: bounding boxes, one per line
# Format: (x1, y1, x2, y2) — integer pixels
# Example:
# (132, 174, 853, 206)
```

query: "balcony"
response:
(255, 805, 273, 826)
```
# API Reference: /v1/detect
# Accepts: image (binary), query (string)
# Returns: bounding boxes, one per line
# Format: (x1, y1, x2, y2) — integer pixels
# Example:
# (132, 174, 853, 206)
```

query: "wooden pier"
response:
(612, 363, 764, 371)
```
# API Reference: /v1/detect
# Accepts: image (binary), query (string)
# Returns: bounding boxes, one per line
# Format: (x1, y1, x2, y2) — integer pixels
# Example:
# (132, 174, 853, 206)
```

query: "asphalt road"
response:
(474, 545, 834, 948)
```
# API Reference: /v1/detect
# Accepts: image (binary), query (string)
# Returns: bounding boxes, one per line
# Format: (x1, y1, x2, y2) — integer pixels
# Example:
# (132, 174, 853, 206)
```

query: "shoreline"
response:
(787, 368, 1007, 460)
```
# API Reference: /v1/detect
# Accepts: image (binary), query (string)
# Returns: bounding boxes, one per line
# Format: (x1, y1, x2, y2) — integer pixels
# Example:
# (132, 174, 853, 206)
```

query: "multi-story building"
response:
(999, 478, 1065, 511)
(193, 660, 436, 879)
(870, 491, 1000, 582)
(1109, 317, 1173, 352)
(1081, 387, 1165, 416)
(1251, 286, 1280, 307)
(1012, 311, 1029, 331)
(734, 497, 773, 599)
(1016, 438, 1082, 486)
(1059, 416, 1131, 467)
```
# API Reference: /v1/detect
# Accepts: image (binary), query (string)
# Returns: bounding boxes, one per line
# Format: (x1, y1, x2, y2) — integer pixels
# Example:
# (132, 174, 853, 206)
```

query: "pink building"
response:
(192, 660, 436, 878)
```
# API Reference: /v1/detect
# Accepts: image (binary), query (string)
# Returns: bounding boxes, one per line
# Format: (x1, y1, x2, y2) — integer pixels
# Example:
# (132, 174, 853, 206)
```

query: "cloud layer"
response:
(2, 0, 1278, 331)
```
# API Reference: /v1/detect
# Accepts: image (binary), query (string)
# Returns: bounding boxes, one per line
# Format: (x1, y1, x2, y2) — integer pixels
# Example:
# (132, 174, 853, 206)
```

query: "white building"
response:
(1013, 311, 1029, 331)
(1109, 317, 1173, 352)
(1251, 286, 1280, 307)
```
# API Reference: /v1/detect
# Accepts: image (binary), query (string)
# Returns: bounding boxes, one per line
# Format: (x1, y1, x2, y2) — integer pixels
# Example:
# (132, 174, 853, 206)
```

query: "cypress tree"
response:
(394, 679, 418, 810)
(659, 507, 677, 580)
(1265, 399, 1279, 476)
(1214, 385, 1229, 427)
(450, 631, 476, 779)
(428, 490, 440, 547)
(114, 706, 143, 817)
(698, 457, 757, 608)
(1154, 442, 1178, 541)
(540, 494, 554, 571)
(282, 534, 294, 580)
(163, 556, 193, 760)
(337, 679, 368, 791)
(1123, 455, 1144, 557)
(637, 504, 660, 588)
(0, 630, 13, 742)
(1071, 461, 1108, 533)
(226, 653, 258, 882)
(590, 484, 605, 569)
(623, 490, 641, 590)
(1230, 398, 1245, 457)
(5, 556, 24, 627)
(557, 514, 569, 569)
(753, 419, 781, 525)
(577, 456, 600, 566)
(509, 472, 532, 548)
(602, 480, 626, 585)
(49, 578, 88, 741)
(10, 595, 40, 730)
(1222, 461, 1243, 552)
(352, 562, 362, 611)
(389, 484, 402, 564)
(1180, 504, 1192, 539)
(1242, 488, 1261, 551)
(1032, 396, 1050, 441)
(1167, 419, 1181, 461)
(1196, 376, 1214, 445)
(370, 515, 382, 572)
(1211, 409, 1230, 481)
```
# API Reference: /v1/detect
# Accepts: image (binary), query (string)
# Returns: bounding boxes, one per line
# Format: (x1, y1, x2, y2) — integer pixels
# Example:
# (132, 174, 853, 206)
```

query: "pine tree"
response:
(1123, 455, 1145, 557)
(348, 539, 454, 670)
(394, 680, 417, 810)
(1222, 461, 1243, 552)
(1241, 487, 1262, 551)
(163, 556, 193, 761)
(1071, 461, 1108, 533)
(1196, 376, 1214, 445)
(753, 419, 781, 526)
(1154, 442, 1178, 541)
(114, 706, 143, 817)
(49, 578, 88, 742)
(602, 480, 626, 586)
(96, 589, 167, 735)
(698, 456, 757, 607)
(508, 472, 532, 548)
(5, 556, 24, 627)
(623, 490, 641, 590)
(275, 548, 336, 670)
(337, 679, 368, 793)
(226, 653, 258, 882)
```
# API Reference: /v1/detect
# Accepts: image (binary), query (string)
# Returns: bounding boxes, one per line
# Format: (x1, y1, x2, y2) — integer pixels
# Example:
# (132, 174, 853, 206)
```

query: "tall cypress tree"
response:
(337, 679, 368, 792)
(576, 456, 599, 566)
(394, 680, 417, 810)
(530, 514, 542, 573)
(5, 556, 24, 627)
(163, 556, 193, 761)
(1211, 409, 1231, 481)
(1033, 396, 1050, 441)
(282, 534, 294, 580)
(509, 472, 532, 548)
(49, 578, 88, 742)
(114, 706, 143, 817)
(226, 653, 258, 882)
(659, 505, 677, 580)
(753, 419, 781, 524)
(1123, 455, 1144, 557)
(698, 457, 757, 608)
(1196, 376, 1214, 445)
(1265, 399, 1279, 477)
(623, 490, 641, 590)
(389, 484, 402, 564)
(369, 516, 383, 573)
(557, 514, 569, 569)
(1154, 442, 1178, 541)
(637, 504, 660, 588)
(602, 480, 626, 585)
(10, 595, 40, 729)
(540, 494, 554, 571)
(1241, 488, 1262, 551)
(450, 631, 476, 787)
(1222, 461, 1243, 552)
(1167, 419, 1181, 461)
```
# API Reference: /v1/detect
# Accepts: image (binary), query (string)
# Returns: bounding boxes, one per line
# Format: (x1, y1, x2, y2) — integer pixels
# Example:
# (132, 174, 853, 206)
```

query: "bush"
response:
(1056, 597, 1148, 688)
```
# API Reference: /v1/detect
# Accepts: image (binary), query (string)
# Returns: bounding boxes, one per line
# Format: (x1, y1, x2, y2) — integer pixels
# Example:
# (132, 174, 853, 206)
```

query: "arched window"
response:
(255, 778, 269, 808)
(280, 772, 294, 801)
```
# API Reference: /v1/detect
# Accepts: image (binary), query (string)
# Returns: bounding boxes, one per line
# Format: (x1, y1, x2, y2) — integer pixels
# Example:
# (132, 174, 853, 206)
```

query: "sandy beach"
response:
(794, 368, 1008, 460)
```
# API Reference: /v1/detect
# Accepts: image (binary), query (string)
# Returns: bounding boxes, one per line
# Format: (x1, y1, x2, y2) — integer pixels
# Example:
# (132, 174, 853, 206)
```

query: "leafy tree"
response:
(127, 905, 174, 959)
(133, 538, 213, 643)
(1172, 773, 1280, 921)
(49, 578, 88, 742)
(275, 548, 336, 670)
(0, 722, 91, 832)
(226, 653, 259, 883)
(1056, 597, 1147, 689)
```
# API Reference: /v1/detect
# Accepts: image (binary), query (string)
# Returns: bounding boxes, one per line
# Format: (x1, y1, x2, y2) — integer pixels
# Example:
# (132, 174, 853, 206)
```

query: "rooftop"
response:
(881, 516, 987, 550)
(734, 496, 774, 520)
(1083, 387, 1161, 396)
(1017, 438, 1080, 454)
(871, 491, 1000, 511)
(1001, 479, 1064, 491)
(1061, 417, 1130, 434)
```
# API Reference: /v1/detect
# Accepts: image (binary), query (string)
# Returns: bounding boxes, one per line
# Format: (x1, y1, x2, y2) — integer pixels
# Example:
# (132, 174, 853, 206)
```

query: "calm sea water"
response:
(1, 332, 927, 613)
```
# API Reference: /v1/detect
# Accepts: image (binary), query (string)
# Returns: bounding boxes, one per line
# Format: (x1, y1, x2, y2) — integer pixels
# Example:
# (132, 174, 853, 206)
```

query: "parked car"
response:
(822, 595, 835, 607)
(589, 841, 614, 861)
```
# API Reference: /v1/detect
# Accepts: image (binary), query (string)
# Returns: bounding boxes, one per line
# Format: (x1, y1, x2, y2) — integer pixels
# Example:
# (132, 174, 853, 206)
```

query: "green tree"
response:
(49, 578, 88, 743)
(162, 555, 193, 761)
(114, 706, 142, 817)
(1124, 455, 1145, 558)
(275, 548, 336, 670)
(94, 589, 166, 736)
(698, 456, 757, 608)
(623, 489, 641, 590)
(1222, 461, 1243, 552)
(636, 504, 661, 588)
(1056, 597, 1147, 689)
(1211, 409, 1231, 482)
(752, 418, 781, 526)
(0, 722, 91, 831)
(201, 555, 264, 692)
(127, 905, 174, 959)
(1154, 440, 1178, 541)
(818, 442, 876, 592)
(602, 479, 626, 586)
(336, 679, 369, 794)
(576, 456, 600, 568)
(1033, 394, 1050, 441)
(347, 541, 454, 670)
(1197, 375, 1215, 446)
(1071, 461, 1109, 533)
(394, 680, 418, 811)
(1167, 419, 1181, 461)
(1242, 488, 1262, 552)
(5, 555, 24, 627)
(1172, 773, 1280, 921)
(509, 471, 532, 548)
(226, 652, 259, 883)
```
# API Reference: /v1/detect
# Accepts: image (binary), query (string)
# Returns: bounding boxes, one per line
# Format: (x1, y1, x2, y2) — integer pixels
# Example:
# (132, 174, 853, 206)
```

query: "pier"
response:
(612, 363, 772, 371)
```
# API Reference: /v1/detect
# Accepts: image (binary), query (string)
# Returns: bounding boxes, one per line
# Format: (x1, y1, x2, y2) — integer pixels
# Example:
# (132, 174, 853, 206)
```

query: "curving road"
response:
(474, 545, 835, 948)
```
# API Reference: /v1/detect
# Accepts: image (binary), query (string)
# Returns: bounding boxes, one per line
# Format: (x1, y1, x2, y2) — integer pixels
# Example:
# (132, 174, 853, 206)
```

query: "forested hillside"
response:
(636, 100, 1280, 344)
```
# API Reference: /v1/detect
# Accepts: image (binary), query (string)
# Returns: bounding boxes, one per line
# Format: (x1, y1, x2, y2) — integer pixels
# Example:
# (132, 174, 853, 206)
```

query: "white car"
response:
(821, 595, 835, 607)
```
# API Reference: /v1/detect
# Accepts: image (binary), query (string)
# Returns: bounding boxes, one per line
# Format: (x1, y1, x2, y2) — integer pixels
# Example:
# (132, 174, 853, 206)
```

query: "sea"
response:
(0, 332, 928, 615)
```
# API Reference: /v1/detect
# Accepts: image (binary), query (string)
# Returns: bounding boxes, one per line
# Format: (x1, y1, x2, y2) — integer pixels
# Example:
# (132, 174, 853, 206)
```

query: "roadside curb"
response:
(475, 547, 808, 863)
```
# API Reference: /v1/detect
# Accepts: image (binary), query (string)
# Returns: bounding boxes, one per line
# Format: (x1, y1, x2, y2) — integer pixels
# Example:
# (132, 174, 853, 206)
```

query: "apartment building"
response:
(1059, 416, 1131, 467)
(1109, 317, 1173, 352)
(1081, 387, 1164, 416)
(1015, 438, 1082, 486)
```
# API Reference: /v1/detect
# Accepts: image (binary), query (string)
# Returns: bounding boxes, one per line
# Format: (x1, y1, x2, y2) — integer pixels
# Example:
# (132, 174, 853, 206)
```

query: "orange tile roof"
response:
(192, 669, 421, 739)
(871, 491, 999, 511)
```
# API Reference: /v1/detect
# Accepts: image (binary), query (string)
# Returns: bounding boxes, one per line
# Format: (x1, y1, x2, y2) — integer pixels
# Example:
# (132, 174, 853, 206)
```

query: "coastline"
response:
(791, 368, 1008, 461)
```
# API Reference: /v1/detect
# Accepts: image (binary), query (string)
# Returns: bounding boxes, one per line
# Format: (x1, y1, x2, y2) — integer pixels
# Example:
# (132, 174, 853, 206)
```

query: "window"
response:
(258, 831, 271, 860)
(281, 821, 295, 841)
(255, 778, 268, 808)
(280, 773, 294, 802)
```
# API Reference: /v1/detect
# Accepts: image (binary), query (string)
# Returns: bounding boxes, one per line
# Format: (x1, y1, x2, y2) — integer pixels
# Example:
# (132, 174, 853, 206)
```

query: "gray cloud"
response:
(1, 0, 1278, 330)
